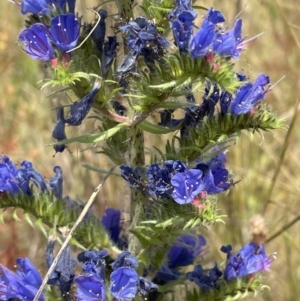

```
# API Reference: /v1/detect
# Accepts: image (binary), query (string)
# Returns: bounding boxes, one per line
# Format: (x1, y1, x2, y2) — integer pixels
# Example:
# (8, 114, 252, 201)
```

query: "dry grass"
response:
(0, 0, 300, 300)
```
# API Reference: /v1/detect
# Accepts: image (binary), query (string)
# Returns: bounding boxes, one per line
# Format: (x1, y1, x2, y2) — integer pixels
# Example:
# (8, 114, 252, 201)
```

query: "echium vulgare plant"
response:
(0, 0, 283, 300)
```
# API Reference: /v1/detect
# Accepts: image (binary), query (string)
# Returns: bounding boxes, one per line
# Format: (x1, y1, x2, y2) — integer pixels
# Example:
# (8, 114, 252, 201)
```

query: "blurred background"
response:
(0, 0, 300, 300)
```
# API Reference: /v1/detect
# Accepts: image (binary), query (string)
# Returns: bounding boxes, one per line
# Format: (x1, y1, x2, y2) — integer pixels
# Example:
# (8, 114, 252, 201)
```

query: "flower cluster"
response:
(0, 155, 61, 196)
(169, 2, 261, 60)
(120, 152, 231, 205)
(18, 13, 80, 62)
(221, 243, 275, 281)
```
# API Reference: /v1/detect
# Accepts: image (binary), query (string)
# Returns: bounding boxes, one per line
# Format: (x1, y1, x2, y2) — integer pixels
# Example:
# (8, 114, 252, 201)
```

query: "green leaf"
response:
(138, 120, 182, 134)
(50, 123, 126, 145)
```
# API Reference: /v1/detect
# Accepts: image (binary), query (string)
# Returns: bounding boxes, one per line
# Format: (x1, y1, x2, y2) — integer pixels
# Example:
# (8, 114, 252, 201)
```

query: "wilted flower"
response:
(102, 36, 119, 78)
(52, 107, 67, 154)
(119, 165, 143, 190)
(111, 251, 138, 270)
(49, 166, 63, 199)
(65, 80, 101, 126)
(91, 9, 108, 51)
(49, 13, 80, 52)
(110, 267, 139, 301)
(102, 208, 121, 244)
(18, 23, 54, 61)
(186, 263, 222, 292)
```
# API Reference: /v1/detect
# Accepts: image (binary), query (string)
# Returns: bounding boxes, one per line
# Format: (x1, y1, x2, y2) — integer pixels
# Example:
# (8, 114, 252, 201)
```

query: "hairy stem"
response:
(128, 125, 145, 257)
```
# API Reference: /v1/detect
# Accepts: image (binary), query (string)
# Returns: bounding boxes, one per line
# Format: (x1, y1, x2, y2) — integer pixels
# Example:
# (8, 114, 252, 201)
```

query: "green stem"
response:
(128, 125, 145, 256)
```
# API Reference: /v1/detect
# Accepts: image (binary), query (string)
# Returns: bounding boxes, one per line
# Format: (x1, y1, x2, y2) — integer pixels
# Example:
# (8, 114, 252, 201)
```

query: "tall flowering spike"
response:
(168, 235, 206, 269)
(49, 166, 63, 199)
(171, 169, 205, 204)
(169, 0, 197, 52)
(52, 107, 67, 154)
(190, 8, 225, 58)
(65, 80, 101, 126)
(101, 208, 121, 244)
(230, 73, 270, 115)
(18, 23, 54, 61)
(75, 275, 106, 300)
(91, 9, 108, 51)
(49, 13, 80, 52)
(20, 160, 48, 192)
(21, 0, 49, 15)
(110, 267, 139, 301)
(0, 155, 19, 194)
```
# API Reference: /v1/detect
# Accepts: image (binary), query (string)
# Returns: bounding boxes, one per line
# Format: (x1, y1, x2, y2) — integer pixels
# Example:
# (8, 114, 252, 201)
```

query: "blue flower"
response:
(168, 234, 206, 269)
(110, 267, 139, 301)
(101, 208, 121, 244)
(213, 19, 243, 59)
(111, 251, 138, 270)
(230, 73, 270, 115)
(49, 166, 63, 199)
(171, 169, 205, 204)
(190, 8, 225, 58)
(0, 155, 19, 194)
(65, 80, 101, 126)
(75, 274, 106, 300)
(49, 14, 80, 52)
(222, 243, 274, 281)
(21, 0, 49, 15)
(52, 107, 67, 154)
(67, 0, 76, 13)
(139, 277, 158, 295)
(0, 258, 44, 301)
(18, 23, 54, 61)
(186, 263, 222, 292)
(169, 0, 197, 52)
(146, 160, 186, 198)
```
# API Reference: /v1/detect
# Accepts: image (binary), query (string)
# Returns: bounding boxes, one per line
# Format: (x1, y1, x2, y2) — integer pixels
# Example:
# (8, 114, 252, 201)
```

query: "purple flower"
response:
(120, 164, 144, 190)
(0, 258, 44, 301)
(18, 23, 54, 61)
(168, 235, 206, 269)
(190, 8, 225, 58)
(171, 169, 205, 204)
(101, 208, 121, 244)
(0, 155, 19, 194)
(110, 267, 139, 301)
(67, 0, 76, 13)
(49, 13, 80, 52)
(91, 9, 108, 51)
(102, 36, 119, 78)
(75, 275, 106, 300)
(213, 19, 243, 59)
(222, 243, 274, 281)
(65, 80, 101, 126)
(230, 73, 270, 115)
(169, 0, 197, 52)
(186, 263, 222, 292)
(21, 0, 49, 15)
